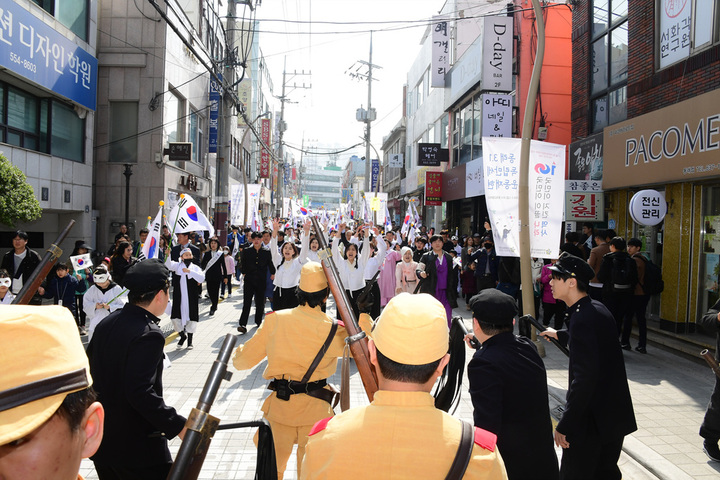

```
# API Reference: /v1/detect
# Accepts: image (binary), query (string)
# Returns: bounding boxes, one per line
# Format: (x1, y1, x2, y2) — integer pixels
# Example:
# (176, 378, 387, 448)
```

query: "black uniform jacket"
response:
(201, 250, 228, 281)
(1, 248, 42, 303)
(88, 304, 186, 467)
(240, 246, 275, 284)
(415, 250, 457, 302)
(468, 332, 559, 480)
(556, 296, 637, 442)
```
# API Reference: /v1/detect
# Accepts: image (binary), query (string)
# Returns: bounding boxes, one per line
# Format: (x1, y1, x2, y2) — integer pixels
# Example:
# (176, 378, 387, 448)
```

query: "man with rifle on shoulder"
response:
(300, 293, 508, 479)
(233, 261, 363, 479)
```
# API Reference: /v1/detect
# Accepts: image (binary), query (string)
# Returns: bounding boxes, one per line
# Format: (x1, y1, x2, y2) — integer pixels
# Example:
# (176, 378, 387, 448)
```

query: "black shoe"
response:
(237, 325, 247, 334)
(704, 440, 720, 462)
(186, 333, 193, 349)
(177, 331, 187, 347)
(209, 309, 215, 316)
(620, 344, 631, 351)
(635, 346, 647, 354)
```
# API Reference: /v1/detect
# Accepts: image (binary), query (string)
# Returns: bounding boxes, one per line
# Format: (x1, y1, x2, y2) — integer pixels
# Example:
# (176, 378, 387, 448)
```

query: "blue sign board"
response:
(0, 3, 98, 111)
(208, 74, 222, 153)
(371, 158, 380, 191)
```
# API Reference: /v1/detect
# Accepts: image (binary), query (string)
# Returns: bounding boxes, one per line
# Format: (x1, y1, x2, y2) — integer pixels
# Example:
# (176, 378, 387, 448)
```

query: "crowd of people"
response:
(0, 216, 695, 480)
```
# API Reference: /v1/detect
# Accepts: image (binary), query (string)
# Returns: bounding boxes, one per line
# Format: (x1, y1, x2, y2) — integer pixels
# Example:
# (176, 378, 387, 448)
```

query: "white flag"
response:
(142, 206, 163, 260)
(168, 194, 214, 237)
(384, 204, 392, 233)
(400, 205, 412, 235)
(70, 253, 93, 272)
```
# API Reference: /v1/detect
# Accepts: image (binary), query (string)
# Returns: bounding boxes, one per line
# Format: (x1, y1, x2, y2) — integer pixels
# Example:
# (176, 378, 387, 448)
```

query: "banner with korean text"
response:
(259, 118, 271, 178)
(483, 137, 566, 259)
(229, 184, 261, 226)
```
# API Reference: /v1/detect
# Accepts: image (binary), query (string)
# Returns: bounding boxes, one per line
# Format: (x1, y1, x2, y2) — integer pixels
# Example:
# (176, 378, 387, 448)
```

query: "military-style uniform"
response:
(300, 390, 507, 479)
(233, 303, 347, 478)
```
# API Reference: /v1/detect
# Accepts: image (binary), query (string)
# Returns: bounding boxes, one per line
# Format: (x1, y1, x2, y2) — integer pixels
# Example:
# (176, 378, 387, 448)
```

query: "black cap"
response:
(469, 289, 517, 327)
(74, 240, 92, 250)
(548, 252, 595, 284)
(124, 259, 169, 294)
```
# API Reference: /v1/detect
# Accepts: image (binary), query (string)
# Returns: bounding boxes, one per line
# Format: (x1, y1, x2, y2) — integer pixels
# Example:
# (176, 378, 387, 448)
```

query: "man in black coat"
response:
(541, 252, 637, 480)
(87, 259, 187, 479)
(237, 231, 275, 333)
(469, 235, 499, 291)
(1, 230, 42, 304)
(465, 289, 559, 480)
(698, 298, 720, 461)
(170, 231, 201, 265)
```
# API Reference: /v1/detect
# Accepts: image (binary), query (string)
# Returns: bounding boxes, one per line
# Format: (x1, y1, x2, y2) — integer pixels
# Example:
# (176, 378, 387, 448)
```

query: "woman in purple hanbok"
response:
(415, 234, 457, 327)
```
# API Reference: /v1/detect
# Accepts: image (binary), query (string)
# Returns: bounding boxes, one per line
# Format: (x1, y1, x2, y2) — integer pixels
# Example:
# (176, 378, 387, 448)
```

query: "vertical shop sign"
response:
(431, 17, 449, 87)
(209, 74, 222, 153)
(425, 171, 442, 206)
(259, 118, 271, 178)
(481, 94, 512, 138)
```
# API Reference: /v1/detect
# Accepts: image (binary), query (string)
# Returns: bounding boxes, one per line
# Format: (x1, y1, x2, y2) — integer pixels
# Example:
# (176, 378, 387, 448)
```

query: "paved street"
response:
(80, 281, 720, 479)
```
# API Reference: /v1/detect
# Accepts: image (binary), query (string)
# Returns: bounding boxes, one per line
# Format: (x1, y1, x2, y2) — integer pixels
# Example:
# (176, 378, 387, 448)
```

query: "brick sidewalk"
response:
(80, 284, 720, 479)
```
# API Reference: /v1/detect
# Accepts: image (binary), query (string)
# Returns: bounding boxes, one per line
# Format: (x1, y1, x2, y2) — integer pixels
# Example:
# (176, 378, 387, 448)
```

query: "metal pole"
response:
(519, 0, 546, 356)
(123, 164, 132, 227)
(364, 31, 373, 193)
(277, 58, 287, 217)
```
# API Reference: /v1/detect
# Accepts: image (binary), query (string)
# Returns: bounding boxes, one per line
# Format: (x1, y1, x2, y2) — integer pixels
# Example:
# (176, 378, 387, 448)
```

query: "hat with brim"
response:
(74, 240, 92, 251)
(299, 262, 328, 293)
(0, 306, 92, 446)
(548, 252, 595, 284)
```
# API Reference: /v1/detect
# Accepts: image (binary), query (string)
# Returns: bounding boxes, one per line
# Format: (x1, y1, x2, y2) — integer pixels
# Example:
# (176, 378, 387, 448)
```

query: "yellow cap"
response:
(298, 262, 328, 293)
(372, 293, 449, 365)
(0, 306, 92, 446)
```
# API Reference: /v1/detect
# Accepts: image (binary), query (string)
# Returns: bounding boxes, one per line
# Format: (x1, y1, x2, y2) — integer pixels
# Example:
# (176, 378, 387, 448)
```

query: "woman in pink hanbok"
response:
(379, 238, 402, 307)
(395, 247, 418, 294)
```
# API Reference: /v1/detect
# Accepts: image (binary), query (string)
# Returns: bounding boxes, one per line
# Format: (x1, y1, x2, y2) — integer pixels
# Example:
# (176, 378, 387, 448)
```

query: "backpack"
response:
(638, 256, 664, 295)
(610, 254, 637, 293)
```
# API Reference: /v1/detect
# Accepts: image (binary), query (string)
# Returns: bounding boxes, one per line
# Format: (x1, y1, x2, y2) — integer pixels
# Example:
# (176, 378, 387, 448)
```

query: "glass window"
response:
(608, 86, 627, 125)
(441, 114, 449, 149)
(31, 0, 53, 14)
(189, 110, 199, 162)
(164, 90, 183, 143)
(592, 97, 608, 132)
(7, 88, 38, 133)
(610, 26, 628, 84)
(55, 0, 88, 40)
(472, 96, 482, 160)
(699, 186, 720, 332)
(591, 38, 608, 94)
(109, 101, 138, 163)
(51, 102, 84, 162)
(611, 0, 627, 24)
(592, 0, 609, 35)
(694, 0, 715, 49)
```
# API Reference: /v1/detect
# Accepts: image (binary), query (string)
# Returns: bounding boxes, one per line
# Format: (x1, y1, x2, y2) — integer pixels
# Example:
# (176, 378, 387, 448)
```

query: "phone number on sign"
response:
(9, 53, 37, 73)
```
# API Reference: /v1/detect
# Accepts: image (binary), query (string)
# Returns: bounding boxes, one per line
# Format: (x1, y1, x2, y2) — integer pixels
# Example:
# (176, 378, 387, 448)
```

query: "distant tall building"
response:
(303, 161, 342, 210)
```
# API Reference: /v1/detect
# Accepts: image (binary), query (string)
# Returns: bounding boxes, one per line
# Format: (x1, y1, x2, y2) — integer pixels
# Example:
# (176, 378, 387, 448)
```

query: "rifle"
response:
(311, 216, 379, 401)
(701, 349, 720, 380)
(168, 334, 261, 480)
(522, 314, 570, 357)
(455, 315, 481, 350)
(12, 220, 75, 305)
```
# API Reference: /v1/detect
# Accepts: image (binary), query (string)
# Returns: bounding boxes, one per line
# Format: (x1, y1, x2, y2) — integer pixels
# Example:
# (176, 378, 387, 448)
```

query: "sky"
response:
(248, 0, 446, 167)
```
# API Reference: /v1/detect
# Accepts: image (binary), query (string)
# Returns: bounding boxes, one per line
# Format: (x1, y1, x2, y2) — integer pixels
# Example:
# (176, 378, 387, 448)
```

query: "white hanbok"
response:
(83, 283, 126, 341)
(166, 258, 205, 333)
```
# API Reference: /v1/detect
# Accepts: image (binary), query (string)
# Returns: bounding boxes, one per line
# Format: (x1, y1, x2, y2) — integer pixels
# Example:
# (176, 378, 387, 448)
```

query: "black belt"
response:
(268, 378, 334, 404)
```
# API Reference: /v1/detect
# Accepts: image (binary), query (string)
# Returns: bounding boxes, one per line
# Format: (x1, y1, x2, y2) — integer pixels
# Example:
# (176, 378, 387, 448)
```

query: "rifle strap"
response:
(300, 319, 338, 385)
(445, 420, 474, 480)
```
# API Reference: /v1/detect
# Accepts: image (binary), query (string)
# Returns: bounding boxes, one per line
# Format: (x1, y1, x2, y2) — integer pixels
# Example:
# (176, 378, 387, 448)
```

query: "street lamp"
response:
(123, 164, 133, 227)
(240, 111, 271, 227)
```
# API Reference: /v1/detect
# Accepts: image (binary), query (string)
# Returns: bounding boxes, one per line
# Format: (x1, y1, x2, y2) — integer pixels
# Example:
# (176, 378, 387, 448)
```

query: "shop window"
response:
(589, 0, 627, 133)
(164, 89, 185, 144)
(189, 108, 203, 164)
(699, 186, 720, 328)
(109, 101, 138, 163)
(657, 0, 720, 69)
(32, 0, 89, 40)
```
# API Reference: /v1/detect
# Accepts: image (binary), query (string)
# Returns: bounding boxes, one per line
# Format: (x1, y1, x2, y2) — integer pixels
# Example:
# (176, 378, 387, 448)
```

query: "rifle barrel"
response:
(701, 349, 720, 380)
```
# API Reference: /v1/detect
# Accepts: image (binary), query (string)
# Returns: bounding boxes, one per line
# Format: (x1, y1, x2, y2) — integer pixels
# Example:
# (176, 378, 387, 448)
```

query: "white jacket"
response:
(83, 283, 126, 340)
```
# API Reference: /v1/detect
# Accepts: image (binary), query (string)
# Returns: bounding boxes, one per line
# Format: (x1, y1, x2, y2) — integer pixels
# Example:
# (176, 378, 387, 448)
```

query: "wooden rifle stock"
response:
(12, 220, 75, 305)
(167, 334, 237, 480)
(701, 349, 720, 380)
(311, 216, 379, 401)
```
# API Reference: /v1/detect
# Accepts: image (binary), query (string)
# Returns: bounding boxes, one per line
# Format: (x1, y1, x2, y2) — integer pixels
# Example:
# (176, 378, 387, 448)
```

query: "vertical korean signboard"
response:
(482, 16, 513, 92)
(371, 159, 380, 192)
(481, 94, 512, 138)
(659, 0, 691, 68)
(259, 118, 271, 178)
(483, 137, 566, 259)
(209, 74, 222, 153)
(431, 16, 449, 88)
(425, 171, 442, 206)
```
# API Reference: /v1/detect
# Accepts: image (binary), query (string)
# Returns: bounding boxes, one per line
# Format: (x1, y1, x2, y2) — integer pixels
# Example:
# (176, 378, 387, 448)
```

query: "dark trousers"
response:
(207, 277, 221, 311)
(475, 275, 496, 292)
(273, 286, 299, 311)
(221, 274, 233, 296)
(701, 376, 720, 441)
(239, 280, 266, 326)
(560, 430, 624, 480)
(621, 294, 649, 348)
(604, 291, 633, 335)
(94, 461, 171, 480)
(338, 288, 362, 321)
(543, 301, 567, 330)
(75, 294, 86, 327)
(367, 281, 381, 319)
(589, 285, 604, 302)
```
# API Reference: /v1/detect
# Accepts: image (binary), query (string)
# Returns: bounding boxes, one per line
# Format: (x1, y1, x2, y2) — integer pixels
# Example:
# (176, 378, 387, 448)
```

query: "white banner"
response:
(431, 17, 450, 88)
(483, 137, 566, 259)
(659, 0, 691, 69)
(229, 184, 261, 226)
(363, 192, 388, 226)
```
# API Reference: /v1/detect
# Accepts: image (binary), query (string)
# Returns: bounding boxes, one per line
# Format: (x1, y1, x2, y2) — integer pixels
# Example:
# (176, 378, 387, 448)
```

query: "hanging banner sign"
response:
(209, 74, 222, 153)
(371, 159, 380, 191)
(431, 16, 450, 88)
(389, 153, 404, 168)
(425, 171, 442, 206)
(229, 183, 261, 226)
(565, 192, 605, 221)
(259, 118, 271, 178)
(481, 94, 512, 138)
(418, 143, 448, 167)
(483, 137, 566, 259)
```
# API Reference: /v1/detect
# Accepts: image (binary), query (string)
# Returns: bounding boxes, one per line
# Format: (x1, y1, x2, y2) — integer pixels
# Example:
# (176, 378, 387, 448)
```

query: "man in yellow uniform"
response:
(233, 261, 349, 479)
(300, 293, 508, 479)
(0, 306, 105, 480)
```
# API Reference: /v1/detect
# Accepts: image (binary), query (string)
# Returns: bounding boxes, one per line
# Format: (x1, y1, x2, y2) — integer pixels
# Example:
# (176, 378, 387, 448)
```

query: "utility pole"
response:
(276, 58, 311, 216)
(348, 32, 381, 193)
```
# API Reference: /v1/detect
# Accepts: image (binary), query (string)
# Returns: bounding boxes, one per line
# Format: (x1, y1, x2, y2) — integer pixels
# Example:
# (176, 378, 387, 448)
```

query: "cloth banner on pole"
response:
(483, 137, 565, 259)
(141, 206, 163, 259)
(168, 194, 214, 237)
(229, 184, 261, 226)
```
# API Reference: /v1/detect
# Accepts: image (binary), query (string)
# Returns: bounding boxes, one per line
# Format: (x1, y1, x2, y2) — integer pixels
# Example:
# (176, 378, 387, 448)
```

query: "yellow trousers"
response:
(256, 419, 313, 479)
